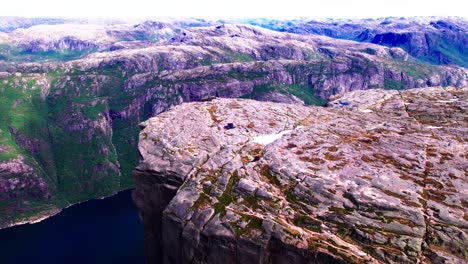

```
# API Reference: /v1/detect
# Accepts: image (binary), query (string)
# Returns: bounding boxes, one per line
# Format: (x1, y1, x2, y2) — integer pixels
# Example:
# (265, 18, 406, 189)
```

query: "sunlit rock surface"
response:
(134, 87, 467, 264)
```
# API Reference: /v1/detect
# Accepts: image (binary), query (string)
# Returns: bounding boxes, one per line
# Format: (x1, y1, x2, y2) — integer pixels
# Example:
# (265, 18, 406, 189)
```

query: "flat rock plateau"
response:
(134, 87, 467, 264)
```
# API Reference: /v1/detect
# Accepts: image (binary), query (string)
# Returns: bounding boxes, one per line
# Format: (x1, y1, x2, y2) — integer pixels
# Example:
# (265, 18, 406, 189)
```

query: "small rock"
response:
(235, 178, 257, 196)
(256, 189, 273, 200)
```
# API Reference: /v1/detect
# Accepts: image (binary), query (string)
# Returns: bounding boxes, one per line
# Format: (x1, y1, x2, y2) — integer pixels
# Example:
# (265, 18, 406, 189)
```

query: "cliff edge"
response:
(133, 87, 467, 264)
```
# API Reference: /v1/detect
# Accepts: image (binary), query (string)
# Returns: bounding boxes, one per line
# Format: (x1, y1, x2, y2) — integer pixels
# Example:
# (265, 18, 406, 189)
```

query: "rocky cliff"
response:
(0, 20, 467, 228)
(133, 87, 467, 264)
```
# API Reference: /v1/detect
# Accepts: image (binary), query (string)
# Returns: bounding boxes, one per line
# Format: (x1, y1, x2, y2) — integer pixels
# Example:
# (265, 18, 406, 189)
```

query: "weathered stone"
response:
(236, 179, 258, 196)
(133, 87, 468, 263)
(256, 189, 273, 201)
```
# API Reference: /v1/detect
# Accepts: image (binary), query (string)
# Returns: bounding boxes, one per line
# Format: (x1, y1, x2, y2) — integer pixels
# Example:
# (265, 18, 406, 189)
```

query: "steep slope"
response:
(0, 23, 466, 228)
(134, 87, 467, 264)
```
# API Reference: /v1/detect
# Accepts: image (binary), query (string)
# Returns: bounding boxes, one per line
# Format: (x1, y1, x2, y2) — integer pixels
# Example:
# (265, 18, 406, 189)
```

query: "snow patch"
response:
(253, 130, 292, 145)
(427, 126, 443, 129)
(360, 109, 373, 113)
(438, 99, 459, 103)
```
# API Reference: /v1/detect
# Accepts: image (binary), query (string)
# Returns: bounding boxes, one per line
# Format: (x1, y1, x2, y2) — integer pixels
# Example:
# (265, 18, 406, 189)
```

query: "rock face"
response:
(133, 87, 467, 264)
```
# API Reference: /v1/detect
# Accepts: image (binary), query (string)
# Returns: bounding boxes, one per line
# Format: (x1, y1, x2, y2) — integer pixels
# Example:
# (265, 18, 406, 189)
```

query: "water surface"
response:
(0, 189, 144, 264)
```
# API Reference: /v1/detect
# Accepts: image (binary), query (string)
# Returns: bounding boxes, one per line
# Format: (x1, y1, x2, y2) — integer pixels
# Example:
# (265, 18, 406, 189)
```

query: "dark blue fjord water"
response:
(0, 189, 144, 264)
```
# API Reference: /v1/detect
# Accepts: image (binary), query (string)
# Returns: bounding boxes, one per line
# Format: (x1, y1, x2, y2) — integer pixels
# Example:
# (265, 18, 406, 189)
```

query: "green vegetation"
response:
(388, 60, 438, 80)
(202, 184, 212, 194)
(418, 39, 468, 68)
(258, 165, 281, 186)
(241, 83, 327, 106)
(225, 68, 269, 80)
(49, 130, 119, 202)
(213, 172, 240, 216)
(0, 77, 48, 161)
(382, 59, 454, 91)
(242, 195, 262, 210)
(82, 103, 107, 120)
(224, 52, 254, 63)
(112, 118, 141, 188)
(282, 83, 327, 106)
(0, 44, 94, 63)
(232, 214, 263, 236)
(0, 67, 129, 225)
(384, 77, 407, 90)
(293, 215, 322, 232)
(329, 206, 354, 215)
(0, 198, 60, 227)
(192, 193, 210, 210)
(0, 76, 63, 225)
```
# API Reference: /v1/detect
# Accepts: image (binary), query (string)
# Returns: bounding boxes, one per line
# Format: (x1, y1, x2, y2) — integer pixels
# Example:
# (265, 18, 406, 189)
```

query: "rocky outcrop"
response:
(0, 156, 50, 200)
(0, 154, 60, 227)
(133, 87, 467, 264)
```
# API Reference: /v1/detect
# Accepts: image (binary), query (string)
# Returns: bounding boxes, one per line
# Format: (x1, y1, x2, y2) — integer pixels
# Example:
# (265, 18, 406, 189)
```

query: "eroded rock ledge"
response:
(133, 87, 467, 264)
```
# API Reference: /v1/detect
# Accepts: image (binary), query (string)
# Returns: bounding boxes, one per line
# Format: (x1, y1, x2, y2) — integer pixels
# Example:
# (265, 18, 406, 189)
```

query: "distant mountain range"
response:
(1, 16, 467, 67)
(248, 16, 468, 67)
